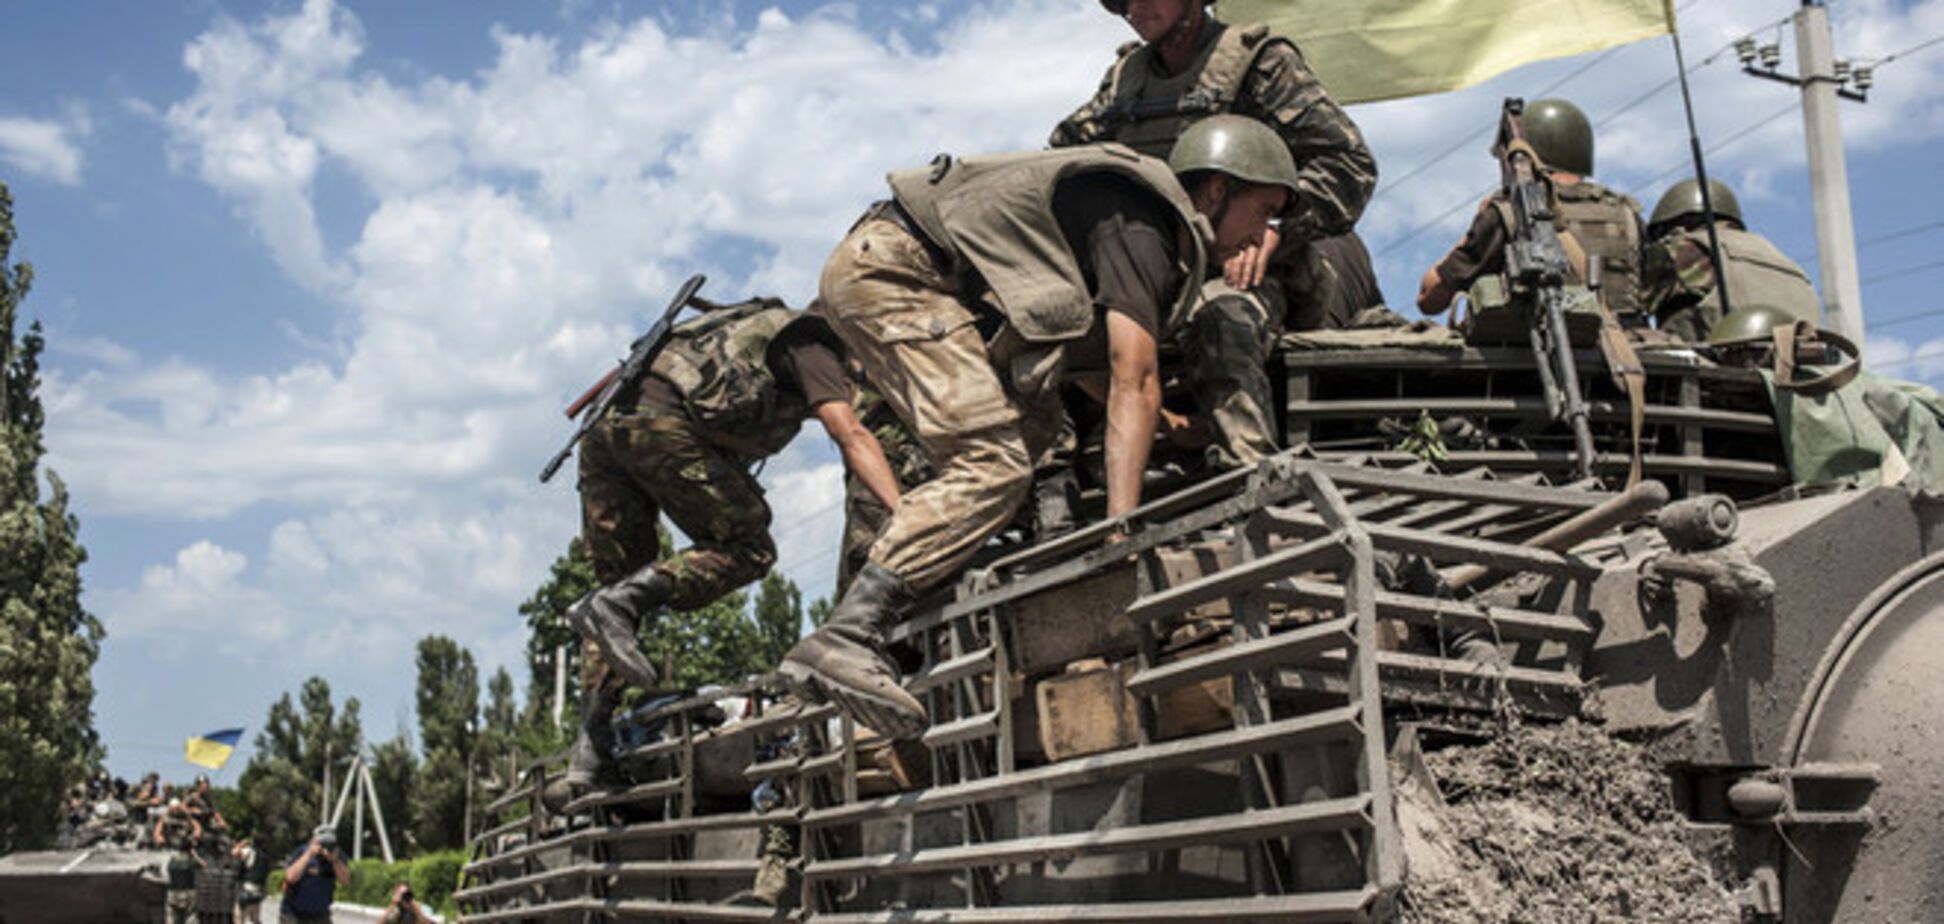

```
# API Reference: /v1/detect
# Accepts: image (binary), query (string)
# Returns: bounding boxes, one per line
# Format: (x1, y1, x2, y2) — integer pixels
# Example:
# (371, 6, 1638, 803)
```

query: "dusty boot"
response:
(566, 564, 671, 689)
(542, 692, 621, 812)
(777, 563, 927, 740)
(1032, 469, 1079, 541)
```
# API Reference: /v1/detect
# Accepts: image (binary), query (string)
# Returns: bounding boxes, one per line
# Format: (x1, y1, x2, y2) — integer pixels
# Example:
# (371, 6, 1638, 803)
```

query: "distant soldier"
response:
(156, 801, 201, 924)
(780, 117, 1301, 740)
(556, 298, 901, 802)
(1643, 178, 1819, 341)
(1053, 0, 1376, 466)
(1418, 98, 1646, 325)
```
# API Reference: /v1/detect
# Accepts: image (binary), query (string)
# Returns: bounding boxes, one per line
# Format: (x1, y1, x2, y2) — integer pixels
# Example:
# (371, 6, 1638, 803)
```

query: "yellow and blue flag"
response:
(184, 728, 244, 770)
(1218, 0, 1675, 104)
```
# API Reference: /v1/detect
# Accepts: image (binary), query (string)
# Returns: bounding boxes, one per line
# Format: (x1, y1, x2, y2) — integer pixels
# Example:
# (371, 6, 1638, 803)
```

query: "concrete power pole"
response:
(1795, 2, 1865, 343)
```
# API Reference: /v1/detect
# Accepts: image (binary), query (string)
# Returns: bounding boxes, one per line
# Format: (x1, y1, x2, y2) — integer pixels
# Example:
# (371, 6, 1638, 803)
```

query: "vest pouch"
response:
(987, 325, 1068, 405)
(846, 297, 1019, 440)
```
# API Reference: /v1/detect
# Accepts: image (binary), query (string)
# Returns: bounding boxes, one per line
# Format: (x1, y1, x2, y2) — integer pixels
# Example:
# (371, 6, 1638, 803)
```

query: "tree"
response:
(233, 677, 361, 854)
(518, 538, 597, 720)
(366, 732, 417, 853)
(808, 596, 834, 629)
(477, 667, 519, 799)
(750, 573, 803, 670)
(412, 636, 477, 851)
(0, 181, 102, 853)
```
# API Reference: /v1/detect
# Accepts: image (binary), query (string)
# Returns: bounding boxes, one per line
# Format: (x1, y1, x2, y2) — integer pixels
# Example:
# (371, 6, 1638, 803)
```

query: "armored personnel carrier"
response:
(456, 323, 1940, 922)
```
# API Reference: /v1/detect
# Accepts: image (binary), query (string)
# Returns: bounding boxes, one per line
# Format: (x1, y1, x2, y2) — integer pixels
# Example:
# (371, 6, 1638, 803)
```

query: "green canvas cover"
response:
(1761, 369, 1944, 493)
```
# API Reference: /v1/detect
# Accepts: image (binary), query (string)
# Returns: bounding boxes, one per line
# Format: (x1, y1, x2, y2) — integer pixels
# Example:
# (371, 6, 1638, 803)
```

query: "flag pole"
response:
(1667, 1, 1735, 320)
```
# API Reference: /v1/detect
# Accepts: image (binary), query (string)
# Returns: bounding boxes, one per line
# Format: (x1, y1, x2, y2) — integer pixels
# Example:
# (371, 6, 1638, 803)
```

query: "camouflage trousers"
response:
(576, 405, 777, 693)
(1182, 276, 1285, 468)
(819, 217, 1058, 593)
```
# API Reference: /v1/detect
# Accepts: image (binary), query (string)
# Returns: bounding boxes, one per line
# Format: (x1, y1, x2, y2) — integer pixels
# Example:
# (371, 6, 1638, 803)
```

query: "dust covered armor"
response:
(1523, 98, 1594, 176)
(1650, 177, 1745, 231)
(1168, 113, 1303, 197)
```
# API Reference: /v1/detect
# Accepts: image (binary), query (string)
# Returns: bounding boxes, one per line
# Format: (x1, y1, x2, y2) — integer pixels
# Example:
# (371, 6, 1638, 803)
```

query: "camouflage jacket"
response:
(1049, 19, 1376, 244)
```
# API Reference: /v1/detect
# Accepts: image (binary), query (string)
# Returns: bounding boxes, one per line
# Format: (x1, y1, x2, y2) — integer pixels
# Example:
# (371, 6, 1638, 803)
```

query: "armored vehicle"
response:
(456, 317, 1941, 922)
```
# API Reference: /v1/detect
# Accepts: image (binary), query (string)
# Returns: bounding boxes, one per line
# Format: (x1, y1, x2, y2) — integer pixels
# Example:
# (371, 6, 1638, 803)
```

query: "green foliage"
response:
(340, 850, 465, 917)
(0, 181, 103, 852)
(233, 677, 362, 856)
(367, 733, 418, 854)
(1393, 410, 1449, 463)
(411, 636, 477, 852)
(750, 572, 803, 670)
(518, 537, 597, 717)
(808, 596, 834, 630)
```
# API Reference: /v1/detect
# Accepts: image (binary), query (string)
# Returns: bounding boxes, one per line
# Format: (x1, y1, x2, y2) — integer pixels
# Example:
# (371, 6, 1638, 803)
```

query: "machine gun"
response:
(1495, 98, 1595, 479)
(539, 273, 707, 483)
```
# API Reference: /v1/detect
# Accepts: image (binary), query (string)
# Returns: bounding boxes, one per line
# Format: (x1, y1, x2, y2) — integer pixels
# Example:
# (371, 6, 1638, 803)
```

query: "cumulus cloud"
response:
(0, 107, 90, 186)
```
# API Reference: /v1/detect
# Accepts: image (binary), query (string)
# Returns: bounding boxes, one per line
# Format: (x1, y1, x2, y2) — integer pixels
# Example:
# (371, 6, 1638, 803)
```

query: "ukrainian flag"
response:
(184, 728, 244, 770)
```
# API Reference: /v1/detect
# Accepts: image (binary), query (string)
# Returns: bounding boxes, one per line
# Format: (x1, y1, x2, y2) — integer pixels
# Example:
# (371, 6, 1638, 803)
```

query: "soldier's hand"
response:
(1223, 225, 1280, 289)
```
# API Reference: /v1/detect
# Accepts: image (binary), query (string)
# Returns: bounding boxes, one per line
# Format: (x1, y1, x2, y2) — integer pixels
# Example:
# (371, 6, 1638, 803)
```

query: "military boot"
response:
(1032, 469, 1079, 541)
(542, 691, 622, 812)
(777, 563, 928, 740)
(566, 564, 671, 689)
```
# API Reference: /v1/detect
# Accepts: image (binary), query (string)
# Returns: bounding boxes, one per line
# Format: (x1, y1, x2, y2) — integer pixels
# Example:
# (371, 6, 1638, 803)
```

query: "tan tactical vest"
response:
(888, 145, 1212, 342)
(1554, 181, 1644, 318)
(651, 299, 810, 459)
(1680, 225, 1820, 320)
(1492, 180, 1644, 318)
(1090, 21, 1283, 158)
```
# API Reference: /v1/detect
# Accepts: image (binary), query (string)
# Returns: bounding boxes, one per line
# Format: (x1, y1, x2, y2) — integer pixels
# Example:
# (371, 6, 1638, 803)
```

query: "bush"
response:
(264, 849, 465, 917)
(410, 851, 465, 916)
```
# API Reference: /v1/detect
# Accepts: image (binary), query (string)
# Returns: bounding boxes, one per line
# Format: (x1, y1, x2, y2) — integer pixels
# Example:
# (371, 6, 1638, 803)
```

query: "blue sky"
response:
(1, 0, 1939, 782)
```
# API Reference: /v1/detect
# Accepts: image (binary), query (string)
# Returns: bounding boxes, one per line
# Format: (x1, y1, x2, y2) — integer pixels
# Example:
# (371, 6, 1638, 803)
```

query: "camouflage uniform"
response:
(838, 388, 932, 597)
(576, 407, 776, 695)
(1051, 18, 1376, 465)
(1643, 224, 1820, 342)
(821, 147, 1208, 592)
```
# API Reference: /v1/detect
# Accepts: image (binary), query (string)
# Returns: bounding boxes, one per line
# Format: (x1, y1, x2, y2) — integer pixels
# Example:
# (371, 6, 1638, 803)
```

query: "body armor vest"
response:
(1674, 225, 1820, 320)
(888, 145, 1211, 342)
(651, 300, 811, 459)
(1088, 22, 1282, 158)
(1553, 181, 1644, 318)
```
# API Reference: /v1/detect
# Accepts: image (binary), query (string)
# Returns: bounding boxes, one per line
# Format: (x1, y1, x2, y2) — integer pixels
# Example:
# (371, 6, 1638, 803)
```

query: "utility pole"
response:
(1739, 1, 1871, 343)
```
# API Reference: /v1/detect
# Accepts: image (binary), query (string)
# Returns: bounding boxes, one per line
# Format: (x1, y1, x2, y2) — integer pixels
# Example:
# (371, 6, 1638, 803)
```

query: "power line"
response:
(1872, 345, 1944, 374)
(1629, 101, 1801, 195)
(1373, 183, 1494, 257)
(1860, 219, 1944, 249)
(1864, 33, 1944, 67)
(1868, 306, 1944, 333)
(1863, 258, 1944, 287)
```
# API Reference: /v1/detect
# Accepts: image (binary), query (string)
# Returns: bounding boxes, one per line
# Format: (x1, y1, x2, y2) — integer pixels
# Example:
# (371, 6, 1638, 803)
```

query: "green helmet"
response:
(1522, 98, 1594, 176)
(1168, 114, 1301, 197)
(1650, 178, 1744, 232)
(1706, 302, 1799, 346)
(1099, 0, 1212, 14)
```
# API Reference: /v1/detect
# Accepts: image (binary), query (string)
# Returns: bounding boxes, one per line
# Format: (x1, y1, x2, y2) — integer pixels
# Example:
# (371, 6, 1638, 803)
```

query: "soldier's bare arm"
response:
(816, 400, 901, 513)
(1103, 311, 1162, 518)
(1245, 42, 1377, 243)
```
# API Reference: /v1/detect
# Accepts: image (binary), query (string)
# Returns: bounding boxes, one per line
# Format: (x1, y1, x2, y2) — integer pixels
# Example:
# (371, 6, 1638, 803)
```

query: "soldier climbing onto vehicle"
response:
(779, 116, 1302, 741)
(553, 297, 903, 804)
(1642, 177, 1820, 342)
(1417, 98, 1647, 326)
(1052, 0, 1376, 469)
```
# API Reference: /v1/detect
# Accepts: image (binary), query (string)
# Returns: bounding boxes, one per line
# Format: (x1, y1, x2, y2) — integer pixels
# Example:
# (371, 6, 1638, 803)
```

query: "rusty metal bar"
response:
(805, 705, 1363, 829)
(1126, 617, 1355, 698)
(805, 890, 1378, 923)
(1261, 579, 1593, 642)
(1287, 395, 1774, 432)
(1442, 478, 1668, 593)
(1124, 531, 1345, 624)
(807, 796, 1369, 881)
(1260, 507, 1601, 578)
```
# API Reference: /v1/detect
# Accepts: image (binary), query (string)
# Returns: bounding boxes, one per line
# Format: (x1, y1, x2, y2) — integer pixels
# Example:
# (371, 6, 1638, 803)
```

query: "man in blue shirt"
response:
(280, 825, 348, 923)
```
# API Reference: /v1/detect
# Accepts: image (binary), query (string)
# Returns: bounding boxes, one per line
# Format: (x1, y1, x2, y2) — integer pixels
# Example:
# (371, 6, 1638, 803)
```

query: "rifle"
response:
(1495, 98, 1595, 479)
(538, 273, 707, 483)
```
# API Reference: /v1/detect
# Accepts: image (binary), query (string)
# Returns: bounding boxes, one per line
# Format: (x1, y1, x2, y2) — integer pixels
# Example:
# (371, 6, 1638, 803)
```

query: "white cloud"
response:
(0, 107, 89, 186)
(58, 0, 1944, 698)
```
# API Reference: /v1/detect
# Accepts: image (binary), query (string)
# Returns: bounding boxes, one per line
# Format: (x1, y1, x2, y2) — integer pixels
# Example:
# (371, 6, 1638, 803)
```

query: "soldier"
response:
(155, 800, 201, 924)
(1643, 178, 1819, 342)
(780, 116, 1301, 740)
(556, 297, 902, 802)
(1053, 0, 1376, 467)
(1294, 231, 1386, 330)
(838, 386, 932, 597)
(1417, 98, 1646, 325)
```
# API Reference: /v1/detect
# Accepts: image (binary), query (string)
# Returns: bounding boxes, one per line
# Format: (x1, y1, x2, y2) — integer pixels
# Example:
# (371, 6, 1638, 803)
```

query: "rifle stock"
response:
(539, 273, 708, 483)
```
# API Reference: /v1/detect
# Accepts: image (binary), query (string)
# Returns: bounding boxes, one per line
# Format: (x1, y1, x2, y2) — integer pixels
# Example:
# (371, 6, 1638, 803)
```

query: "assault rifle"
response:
(1495, 98, 1595, 479)
(539, 273, 707, 483)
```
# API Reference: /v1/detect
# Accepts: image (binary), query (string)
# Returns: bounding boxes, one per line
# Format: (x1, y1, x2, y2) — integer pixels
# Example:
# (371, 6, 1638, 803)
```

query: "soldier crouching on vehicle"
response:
(1417, 98, 1645, 326)
(1053, 0, 1376, 467)
(552, 298, 902, 804)
(780, 116, 1301, 741)
(1642, 178, 1819, 342)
